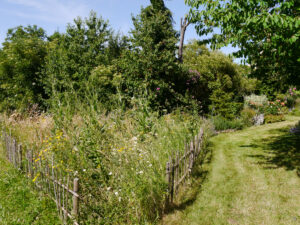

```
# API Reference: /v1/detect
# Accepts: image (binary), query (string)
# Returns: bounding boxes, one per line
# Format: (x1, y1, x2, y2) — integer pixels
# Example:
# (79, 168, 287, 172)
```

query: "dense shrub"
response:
(211, 116, 244, 131)
(263, 100, 288, 115)
(244, 94, 268, 112)
(240, 108, 256, 127)
(184, 40, 257, 118)
(264, 114, 285, 124)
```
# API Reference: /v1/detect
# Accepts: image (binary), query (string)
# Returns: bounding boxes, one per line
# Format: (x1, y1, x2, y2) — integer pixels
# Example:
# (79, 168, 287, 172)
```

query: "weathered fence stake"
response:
(165, 160, 171, 207)
(18, 144, 23, 170)
(72, 178, 79, 221)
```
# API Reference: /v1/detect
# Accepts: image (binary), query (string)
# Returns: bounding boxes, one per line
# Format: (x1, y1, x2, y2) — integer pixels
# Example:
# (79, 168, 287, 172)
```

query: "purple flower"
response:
(156, 87, 160, 91)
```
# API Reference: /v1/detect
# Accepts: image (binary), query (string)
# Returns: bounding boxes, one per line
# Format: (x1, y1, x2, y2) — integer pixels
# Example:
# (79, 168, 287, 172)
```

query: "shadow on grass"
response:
(248, 127, 300, 177)
(164, 144, 213, 214)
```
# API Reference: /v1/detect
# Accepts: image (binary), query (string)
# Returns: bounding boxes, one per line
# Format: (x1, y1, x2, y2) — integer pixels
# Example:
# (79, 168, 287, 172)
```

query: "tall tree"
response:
(185, 0, 300, 94)
(0, 25, 47, 111)
(117, 0, 188, 111)
(43, 11, 119, 100)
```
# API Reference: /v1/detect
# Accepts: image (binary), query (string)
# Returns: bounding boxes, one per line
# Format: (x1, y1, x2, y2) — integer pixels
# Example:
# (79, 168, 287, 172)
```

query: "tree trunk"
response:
(178, 16, 190, 63)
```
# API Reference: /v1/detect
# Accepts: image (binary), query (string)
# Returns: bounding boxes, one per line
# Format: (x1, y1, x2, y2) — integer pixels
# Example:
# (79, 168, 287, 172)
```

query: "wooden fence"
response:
(2, 130, 79, 225)
(2, 126, 206, 221)
(165, 128, 204, 205)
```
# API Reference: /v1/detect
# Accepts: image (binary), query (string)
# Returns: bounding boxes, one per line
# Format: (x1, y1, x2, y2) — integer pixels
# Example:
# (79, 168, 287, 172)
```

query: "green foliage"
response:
(5, 102, 210, 223)
(167, 117, 300, 224)
(241, 108, 256, 127)
(184, 40, 254, 117)
(244, 94, 289, 116)
(0, 25, 47, 112)
(264, 114, 285, 123)
(286, 87, 299, 108)
(185, 0, 300, 93)
(0, 153, 60, 224)
(43, 11, 125, 107)
(209, 88, 243, 119)
(211, 116, 244, 131)
(244, 94, 268, 107)
(244, 94, 268, 113)
(264, 100, 287, 115)
(115, 2, 191, 112)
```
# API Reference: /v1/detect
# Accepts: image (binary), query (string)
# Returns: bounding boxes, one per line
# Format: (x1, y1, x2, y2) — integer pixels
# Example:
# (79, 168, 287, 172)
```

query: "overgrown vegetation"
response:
(0, 145, 60, 224)
(0, 0, 299, 223)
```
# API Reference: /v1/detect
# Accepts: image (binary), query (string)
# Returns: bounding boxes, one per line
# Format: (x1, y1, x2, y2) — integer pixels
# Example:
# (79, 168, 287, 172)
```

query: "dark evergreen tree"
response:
(117, 0, 189, 111)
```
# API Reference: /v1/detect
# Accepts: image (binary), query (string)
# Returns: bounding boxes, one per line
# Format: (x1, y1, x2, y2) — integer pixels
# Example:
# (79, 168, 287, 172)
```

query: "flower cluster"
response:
(186, 75, 200, 86)
(288, 87, 297, 96)
(264, 99, 287, 115)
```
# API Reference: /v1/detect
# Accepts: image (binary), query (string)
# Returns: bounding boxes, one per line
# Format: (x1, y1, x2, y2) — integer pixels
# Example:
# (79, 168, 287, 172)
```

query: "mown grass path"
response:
(164, 116, 300, 225)
(0, 144, 60, 224)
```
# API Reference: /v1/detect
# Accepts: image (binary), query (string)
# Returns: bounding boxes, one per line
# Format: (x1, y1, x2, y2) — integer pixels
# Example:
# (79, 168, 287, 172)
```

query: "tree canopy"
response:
(0, 25, 47, 111)
(185, 0, 300, 94)
(116, 1, 190, 111)
(183, 40, 256, 118)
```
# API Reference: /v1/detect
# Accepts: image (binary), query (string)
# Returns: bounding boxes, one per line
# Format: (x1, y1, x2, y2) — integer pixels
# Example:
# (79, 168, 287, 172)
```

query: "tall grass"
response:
(1, 92, 212, 223)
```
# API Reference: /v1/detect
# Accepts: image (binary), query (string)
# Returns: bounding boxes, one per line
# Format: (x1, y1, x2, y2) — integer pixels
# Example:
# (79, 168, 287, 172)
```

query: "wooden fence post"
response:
(72, 178, 79, 221)
(27, 149, 33, 178)
(189, 142, 194, 174)
(170, 159, 174, 203)
(165, 160, 171, 207)
(175, 153, 179, 194)
(13, 138, 17, 167)
(7, 135, 11, 162)
(18, 144, 23, 170)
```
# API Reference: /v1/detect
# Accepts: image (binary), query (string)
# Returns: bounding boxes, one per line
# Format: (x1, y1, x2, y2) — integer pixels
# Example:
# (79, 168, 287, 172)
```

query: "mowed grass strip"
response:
(0, 146, 60, 225)
(163, 116, 300, 225)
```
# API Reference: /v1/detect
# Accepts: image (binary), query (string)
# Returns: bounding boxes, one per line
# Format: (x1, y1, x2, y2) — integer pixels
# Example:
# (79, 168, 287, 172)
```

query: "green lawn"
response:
(163, 116, 300, 225)
(0, 145, 60, 225)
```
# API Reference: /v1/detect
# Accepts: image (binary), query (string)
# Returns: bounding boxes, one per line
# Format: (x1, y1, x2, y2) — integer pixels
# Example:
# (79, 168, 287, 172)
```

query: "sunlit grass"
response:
(0, 144, 60, 225)
(163, 115, 300, 225)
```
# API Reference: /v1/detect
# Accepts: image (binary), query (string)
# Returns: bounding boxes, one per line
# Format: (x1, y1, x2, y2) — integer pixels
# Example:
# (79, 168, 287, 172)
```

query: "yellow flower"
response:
(35, 158, 40, 162)
(117, 147, 125, 152)
(32, 173, 40, 182)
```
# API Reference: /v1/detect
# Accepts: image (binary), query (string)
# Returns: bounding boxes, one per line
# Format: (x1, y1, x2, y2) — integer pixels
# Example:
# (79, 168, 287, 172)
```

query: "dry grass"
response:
(0, 109, 208, 223)
(0, 113, 53, 148)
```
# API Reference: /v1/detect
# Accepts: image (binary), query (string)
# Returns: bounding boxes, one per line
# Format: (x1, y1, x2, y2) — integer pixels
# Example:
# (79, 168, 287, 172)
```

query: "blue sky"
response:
(0, 0, 239, 59)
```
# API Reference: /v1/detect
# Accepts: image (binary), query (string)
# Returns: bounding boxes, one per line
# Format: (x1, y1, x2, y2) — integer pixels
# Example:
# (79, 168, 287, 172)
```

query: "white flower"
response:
(131, 137, 138, 142)
(118, 197, 121, 202)
(83, 169, 86, 172)
(139, 170, 143, 174)
(114, 191, 118, 196)
(107, 187, 111, 191)
(108, 172, 112, 176)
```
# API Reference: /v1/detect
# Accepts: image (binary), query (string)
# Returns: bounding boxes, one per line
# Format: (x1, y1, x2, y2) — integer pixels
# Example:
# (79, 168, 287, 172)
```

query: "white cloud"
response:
(5, 0, 90, 24)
